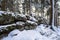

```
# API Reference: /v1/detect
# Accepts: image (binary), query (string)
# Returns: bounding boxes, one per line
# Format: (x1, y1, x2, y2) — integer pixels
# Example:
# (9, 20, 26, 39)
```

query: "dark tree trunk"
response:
(49, 0, 52, 25)
(1, 0, 7, 11)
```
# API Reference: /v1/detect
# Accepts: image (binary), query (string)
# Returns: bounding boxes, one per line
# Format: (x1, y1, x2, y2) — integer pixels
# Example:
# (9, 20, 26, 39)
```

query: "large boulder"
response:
(24, 20, 37, 30)
(16, 25, 24, 31)
(0, 14, 15, 25)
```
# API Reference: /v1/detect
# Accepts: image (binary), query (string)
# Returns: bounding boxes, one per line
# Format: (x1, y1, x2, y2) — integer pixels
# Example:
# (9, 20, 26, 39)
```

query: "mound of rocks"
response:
(0, 11, 48, 35)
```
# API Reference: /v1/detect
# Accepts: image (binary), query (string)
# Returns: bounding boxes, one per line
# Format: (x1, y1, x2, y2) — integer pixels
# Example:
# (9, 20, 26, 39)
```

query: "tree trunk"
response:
(54, 7, 58, 26)
(1, 0, 7, 11)
(54, 0, 58, 26)
(49, 0, 52, 25)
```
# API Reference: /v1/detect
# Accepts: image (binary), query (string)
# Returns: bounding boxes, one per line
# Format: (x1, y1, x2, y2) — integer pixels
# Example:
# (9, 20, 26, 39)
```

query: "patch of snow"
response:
(2, 30, 53, 40)
(35, 24, 47, 33)
(56, 1, 60, 7)
(58, 16, 60, 18)
(11, 12, 16, 16)
(57, 28, 60, 36)
(27, 20, 37, 25)
(35, 24, 58, 38)
(5, 12, 16, 16)
(0, 23, 16, 29)
(30, 16, 37, 22)
(16, 21, 25, 25)
(17, 14, 26, 17)
(0, 11, 5, 15)
(2, 36, 12, 40)
(0, 11, 16, 17)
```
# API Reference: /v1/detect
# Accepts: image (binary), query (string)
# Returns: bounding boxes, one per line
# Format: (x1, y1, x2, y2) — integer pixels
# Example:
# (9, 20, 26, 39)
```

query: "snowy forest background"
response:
(0, 0, 60, 40)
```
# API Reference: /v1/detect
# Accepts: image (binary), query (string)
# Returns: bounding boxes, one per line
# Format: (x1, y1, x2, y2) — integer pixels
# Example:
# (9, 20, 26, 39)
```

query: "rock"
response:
(16, 25, 24, 31)
(24, 26, 30, 30)
(29, 26, 36, 30)
(37, 17, 48, 25)
(0, 25, 23, 35)
(7, 25, 16, 30)
(26, 15, 30, 20)
(15, 15, 27, 22)
(25, 20, 37, 30)
(0, 14, 15, 25)
(0, 27, 10, 35)
(29, 16, 38, 22)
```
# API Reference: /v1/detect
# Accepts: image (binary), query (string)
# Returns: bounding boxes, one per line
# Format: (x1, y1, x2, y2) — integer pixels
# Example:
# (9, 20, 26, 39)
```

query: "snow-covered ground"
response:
(1, 24, 60, 40)
(0, 11, 60, 40)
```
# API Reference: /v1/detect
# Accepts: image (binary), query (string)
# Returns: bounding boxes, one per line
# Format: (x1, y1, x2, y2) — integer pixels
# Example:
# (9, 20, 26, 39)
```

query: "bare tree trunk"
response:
(54, 7, 58, 26)
(1, 0, 7, 11)
(50, 0, 58, 31)
(49, 0, 52, 25)
(1, 0, 14, 11)
(54, 0, 58, 26)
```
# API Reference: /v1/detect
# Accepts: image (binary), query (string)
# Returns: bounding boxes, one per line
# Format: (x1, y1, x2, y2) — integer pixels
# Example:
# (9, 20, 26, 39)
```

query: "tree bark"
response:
(49, 0, 52, 25)
(54, 7, 58, 26)
(1, 0, 7, 11)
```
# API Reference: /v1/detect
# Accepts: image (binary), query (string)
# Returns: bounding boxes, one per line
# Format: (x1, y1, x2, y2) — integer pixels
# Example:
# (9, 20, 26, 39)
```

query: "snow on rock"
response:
(16, 13, 26, 18)
(30, 16, 38, 22)
(26, 20, 37, 25)
(0, 11, 15, 16)
(0, 11, 21, 17)
(0, 23, 16, 33)
(0, 11, 5, 15)
(0, 11, 5, 13)
(8, 29, 20, 37)
(0, 23, 16, 29)
(16, 21, 25, 25)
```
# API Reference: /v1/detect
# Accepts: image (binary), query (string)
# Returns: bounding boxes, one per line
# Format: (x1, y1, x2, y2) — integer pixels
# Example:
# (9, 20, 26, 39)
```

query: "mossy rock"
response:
(6, 25, 16, 31)
(15, 15, 27, 22)
(0, 14, 15, 25)
(24, 26, 30, 30)
(16, 25, 24, 31)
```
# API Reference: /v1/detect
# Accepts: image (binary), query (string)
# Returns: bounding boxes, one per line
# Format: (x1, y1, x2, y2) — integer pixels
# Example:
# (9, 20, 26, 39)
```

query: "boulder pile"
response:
(0, 12, 48, 35)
